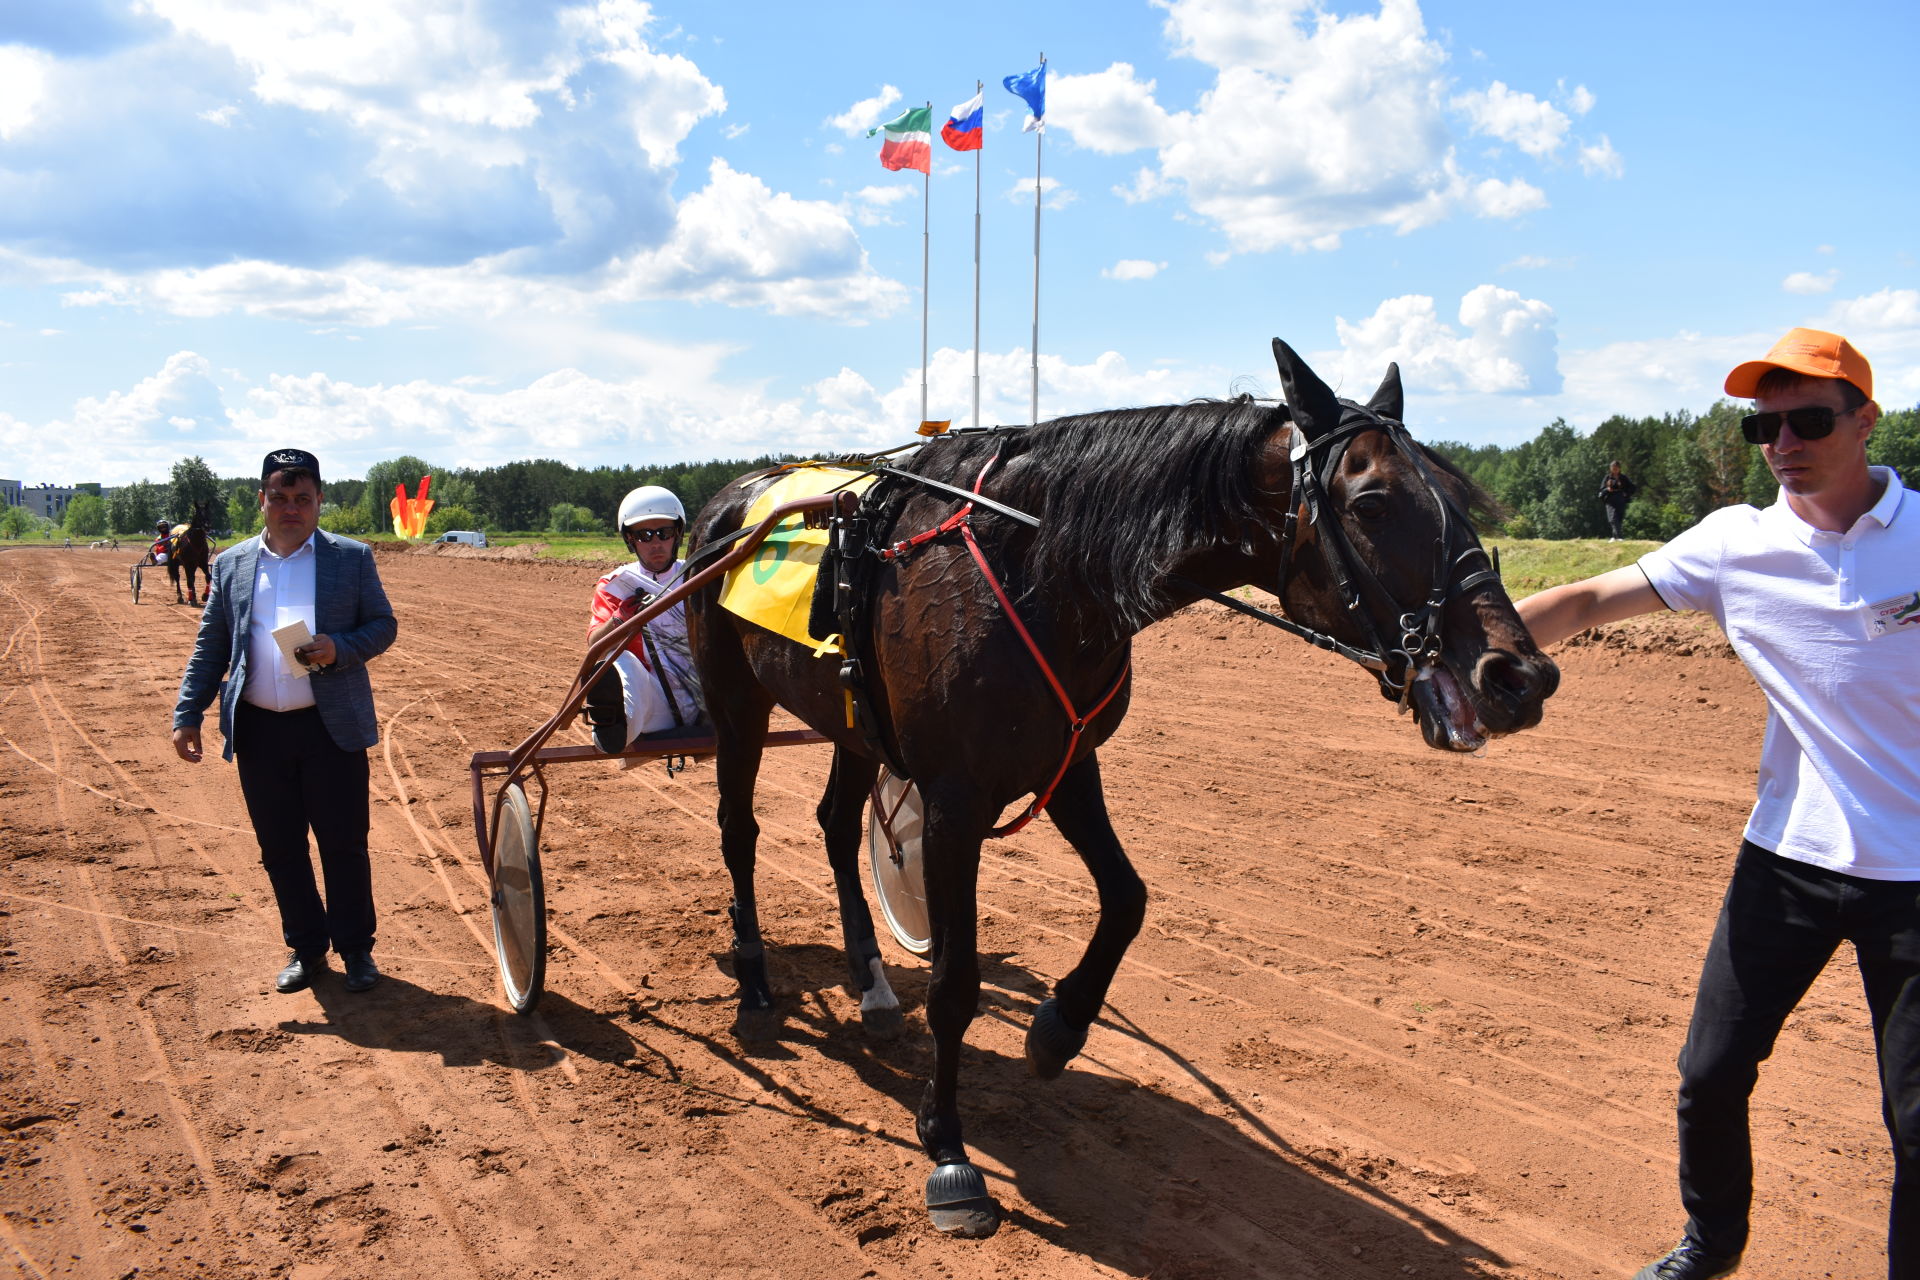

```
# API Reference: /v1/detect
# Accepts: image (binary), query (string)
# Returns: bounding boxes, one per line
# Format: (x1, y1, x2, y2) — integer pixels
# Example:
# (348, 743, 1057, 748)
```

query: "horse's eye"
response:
(1349, 493, 1390, 522)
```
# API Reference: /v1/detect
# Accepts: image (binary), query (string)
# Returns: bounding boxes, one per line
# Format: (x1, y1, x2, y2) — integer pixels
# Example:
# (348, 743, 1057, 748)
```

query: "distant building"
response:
(11, 483, 116, 521)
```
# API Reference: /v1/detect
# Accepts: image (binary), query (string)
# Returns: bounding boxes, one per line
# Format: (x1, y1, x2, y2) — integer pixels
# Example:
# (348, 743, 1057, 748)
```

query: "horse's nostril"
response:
(1476, 650, 1552, 703)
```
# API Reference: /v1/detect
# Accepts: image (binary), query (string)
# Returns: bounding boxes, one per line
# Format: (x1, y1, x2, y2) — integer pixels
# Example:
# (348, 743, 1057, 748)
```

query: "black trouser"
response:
(234, 701, 376, 957)
(1675, 841, 1920, 1276)
(1604, 502, 1626, 537)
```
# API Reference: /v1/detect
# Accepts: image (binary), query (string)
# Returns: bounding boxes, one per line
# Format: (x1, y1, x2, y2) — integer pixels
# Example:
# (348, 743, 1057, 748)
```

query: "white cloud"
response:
(1578, 135, 1624, 178)
(828, 84, 901, 135)
(196, 103, 238, 126)
(1501, 254, 1570, 271)
(26, 157, 909, 324)
(0, 45, 52, 140)
(1102, 259, 1167, 281)
(722, 122, 748, 139)
(1326, 284, 1561, 396)
(1453, 81, 1570, 157)
(3, 343, 1231, 484)
(1041, 0, 1601, 256)
(1471, 177, 1547, 219)
(1783, 269, 1838, 295)
(1008, 176, 1077, 211)
(1559, 81, 1596, 115)
(1048, 62, 1175, 153)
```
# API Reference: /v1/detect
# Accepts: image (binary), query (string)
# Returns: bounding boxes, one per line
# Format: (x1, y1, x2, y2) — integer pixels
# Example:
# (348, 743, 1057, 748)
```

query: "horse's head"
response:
(1267, 339, 1558, 752)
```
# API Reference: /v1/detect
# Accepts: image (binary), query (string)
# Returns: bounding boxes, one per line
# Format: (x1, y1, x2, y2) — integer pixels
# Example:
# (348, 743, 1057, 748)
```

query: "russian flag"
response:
(941, 91, 984, 152)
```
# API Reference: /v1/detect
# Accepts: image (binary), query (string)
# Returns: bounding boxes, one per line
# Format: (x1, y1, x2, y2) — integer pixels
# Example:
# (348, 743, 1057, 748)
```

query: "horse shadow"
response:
(280, 975, 636, 1071)
(652, 940, 1510, 1279)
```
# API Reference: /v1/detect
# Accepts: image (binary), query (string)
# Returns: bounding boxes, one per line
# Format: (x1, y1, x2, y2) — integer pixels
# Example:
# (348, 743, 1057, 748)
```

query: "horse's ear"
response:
(1367, 362, 1404, 422)
(1272, 338, 1341, 441)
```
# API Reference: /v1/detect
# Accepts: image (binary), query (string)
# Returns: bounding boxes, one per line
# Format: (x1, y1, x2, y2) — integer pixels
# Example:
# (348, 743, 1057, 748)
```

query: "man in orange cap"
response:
(1518, 328, 1917, 1280)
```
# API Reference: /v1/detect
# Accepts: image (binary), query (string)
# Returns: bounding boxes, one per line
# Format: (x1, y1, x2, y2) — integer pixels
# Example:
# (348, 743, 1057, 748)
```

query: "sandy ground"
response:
(0, 545, 1895, 1280)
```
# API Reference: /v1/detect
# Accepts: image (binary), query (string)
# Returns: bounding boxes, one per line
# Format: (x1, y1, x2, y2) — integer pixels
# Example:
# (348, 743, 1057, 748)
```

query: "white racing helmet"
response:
(617, 485, 685, 530)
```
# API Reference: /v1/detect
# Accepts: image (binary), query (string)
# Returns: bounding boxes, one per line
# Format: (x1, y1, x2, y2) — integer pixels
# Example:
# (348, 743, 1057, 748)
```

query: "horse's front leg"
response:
(1028, 750, 1147, 1080)
(816, 746, 900, 1037)
(914, 785, 1001, 1237)
(712, 691, 777, 1038)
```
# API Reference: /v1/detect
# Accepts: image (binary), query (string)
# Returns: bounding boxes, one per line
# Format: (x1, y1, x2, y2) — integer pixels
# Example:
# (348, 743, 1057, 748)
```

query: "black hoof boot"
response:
(1025, 997, 1088, 1080)
(925, 1161, 1000, 1238)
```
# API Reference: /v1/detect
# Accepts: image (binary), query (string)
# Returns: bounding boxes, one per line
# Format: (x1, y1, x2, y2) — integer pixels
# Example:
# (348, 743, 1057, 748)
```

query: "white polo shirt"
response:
(243, 533, 319, 713)
(1638, 468, 1920, 879)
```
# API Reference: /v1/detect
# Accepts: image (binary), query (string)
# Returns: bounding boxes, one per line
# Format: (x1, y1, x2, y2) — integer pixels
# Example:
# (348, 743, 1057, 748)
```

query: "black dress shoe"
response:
(341, 950, 380, 993)
(274, 952, 327, 994)
(1633, 1237, 1741, 1280)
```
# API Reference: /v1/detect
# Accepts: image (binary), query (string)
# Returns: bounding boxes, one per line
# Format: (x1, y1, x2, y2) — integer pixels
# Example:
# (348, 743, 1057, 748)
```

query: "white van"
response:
(436, 530, 488, 548)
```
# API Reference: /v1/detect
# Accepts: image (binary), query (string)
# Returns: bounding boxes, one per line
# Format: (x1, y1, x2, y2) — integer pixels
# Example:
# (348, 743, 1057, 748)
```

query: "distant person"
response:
(581, 485, 705, 752)
(1518, 329, 1917, 1280)
(172, 449, 398, 996)
(1599, 460, 1637, 540)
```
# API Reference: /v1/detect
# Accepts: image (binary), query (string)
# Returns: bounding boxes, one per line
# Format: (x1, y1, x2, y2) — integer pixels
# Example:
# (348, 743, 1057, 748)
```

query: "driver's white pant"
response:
(608, 650, 686, 744)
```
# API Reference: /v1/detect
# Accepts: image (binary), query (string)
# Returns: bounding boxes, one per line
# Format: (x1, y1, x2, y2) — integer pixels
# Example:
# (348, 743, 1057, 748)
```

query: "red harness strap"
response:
(885, 454, 1131, 837)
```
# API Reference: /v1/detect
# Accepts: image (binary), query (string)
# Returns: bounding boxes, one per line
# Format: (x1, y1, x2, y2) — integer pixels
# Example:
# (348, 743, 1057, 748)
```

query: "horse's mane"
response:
(898, 396, 1289, 633)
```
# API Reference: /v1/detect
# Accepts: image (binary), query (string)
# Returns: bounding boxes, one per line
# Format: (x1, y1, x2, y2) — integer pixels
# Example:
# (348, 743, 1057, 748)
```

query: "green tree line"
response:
(1430, 399, 1919, 539)
(26, 403, 1917, 545)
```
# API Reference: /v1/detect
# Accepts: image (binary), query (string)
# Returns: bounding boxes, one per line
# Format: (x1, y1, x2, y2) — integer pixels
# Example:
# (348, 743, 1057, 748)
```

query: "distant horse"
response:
(169, 501, 214, 606)
(686, 340, 1560, 1237)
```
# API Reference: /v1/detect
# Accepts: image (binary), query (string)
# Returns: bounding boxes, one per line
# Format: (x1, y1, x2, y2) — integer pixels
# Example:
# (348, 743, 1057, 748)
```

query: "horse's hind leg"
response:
(1028, 751, 1147, 1080)
(709, 670, 779, 1037)
(913, 785, 1001, 1237)
(816, 746, 899, 1037)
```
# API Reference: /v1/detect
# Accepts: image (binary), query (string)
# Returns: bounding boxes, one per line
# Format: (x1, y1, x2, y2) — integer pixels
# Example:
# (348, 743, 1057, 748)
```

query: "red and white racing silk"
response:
(150, 536, 171, 565)
(587, 559, 703, 736)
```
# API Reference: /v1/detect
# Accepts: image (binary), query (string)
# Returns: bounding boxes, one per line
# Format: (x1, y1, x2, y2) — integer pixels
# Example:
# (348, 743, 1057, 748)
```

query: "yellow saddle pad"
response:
(718, 466, 877, 652)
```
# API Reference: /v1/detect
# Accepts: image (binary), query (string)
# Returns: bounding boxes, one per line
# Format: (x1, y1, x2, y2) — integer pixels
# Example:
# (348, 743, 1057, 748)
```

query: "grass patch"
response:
(1485, 537, 1658, 598)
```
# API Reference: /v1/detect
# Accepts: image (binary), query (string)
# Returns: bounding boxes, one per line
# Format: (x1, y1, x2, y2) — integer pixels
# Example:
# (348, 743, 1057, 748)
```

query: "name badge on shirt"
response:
(1864, 589, 1920, 639)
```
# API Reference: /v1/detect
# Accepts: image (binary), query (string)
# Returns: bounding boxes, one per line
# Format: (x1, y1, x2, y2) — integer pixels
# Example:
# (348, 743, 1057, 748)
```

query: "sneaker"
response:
(1632, 1237, 1740, 1280)
(583, 667, 627, 754)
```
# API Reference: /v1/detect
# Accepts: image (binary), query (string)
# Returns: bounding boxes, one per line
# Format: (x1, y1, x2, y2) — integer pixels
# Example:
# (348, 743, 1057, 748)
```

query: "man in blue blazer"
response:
(173, 448, 398, 994)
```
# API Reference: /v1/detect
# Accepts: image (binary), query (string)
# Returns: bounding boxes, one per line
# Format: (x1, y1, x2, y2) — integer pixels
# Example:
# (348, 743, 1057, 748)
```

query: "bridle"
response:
(1265, 401, 1503, 708)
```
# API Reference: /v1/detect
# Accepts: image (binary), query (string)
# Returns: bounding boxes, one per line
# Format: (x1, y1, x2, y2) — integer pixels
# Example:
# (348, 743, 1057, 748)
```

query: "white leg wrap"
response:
(858, 957, 899, 1015)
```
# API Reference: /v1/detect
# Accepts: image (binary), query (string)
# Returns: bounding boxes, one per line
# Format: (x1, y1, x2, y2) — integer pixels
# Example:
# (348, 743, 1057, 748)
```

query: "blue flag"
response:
(1002, 60, 1046, 133)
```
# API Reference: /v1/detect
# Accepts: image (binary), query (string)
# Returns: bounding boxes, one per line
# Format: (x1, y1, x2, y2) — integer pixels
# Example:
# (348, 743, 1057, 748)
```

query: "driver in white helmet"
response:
(582, 485, 705, 752)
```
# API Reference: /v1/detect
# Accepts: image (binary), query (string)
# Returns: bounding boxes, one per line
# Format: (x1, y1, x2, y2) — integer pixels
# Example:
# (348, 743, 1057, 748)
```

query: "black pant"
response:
(1604, 502, 1626, 537)
(1676, 841, 1920, 1276)
(234, 701, 376, 957)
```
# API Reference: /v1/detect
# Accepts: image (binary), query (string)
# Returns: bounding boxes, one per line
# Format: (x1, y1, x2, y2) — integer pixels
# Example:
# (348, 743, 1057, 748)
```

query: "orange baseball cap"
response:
(1724, 327, 1873, 400)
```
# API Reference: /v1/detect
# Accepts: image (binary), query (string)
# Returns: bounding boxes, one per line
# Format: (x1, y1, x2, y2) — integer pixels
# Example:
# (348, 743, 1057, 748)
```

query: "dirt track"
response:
(0, 545, 1894, 1279)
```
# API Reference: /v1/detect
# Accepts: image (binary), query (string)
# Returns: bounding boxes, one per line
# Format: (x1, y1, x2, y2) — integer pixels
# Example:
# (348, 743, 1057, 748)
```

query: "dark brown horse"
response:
(684, 340, 1559, 1238)
(169, 500, 214, 606)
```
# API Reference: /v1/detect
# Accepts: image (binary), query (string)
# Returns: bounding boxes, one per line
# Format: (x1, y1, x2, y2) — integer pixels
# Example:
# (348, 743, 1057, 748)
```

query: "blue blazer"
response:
(173, 530, 398, 760)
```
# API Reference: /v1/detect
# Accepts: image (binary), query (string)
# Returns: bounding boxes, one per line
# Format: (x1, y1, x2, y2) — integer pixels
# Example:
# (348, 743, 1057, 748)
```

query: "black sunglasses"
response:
(1741, 406, 1845, 445)
(627, 526, 679, 543)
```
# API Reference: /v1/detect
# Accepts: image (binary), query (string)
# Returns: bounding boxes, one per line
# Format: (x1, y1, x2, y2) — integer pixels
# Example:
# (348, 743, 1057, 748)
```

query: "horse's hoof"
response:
(1025, 997, 1088, 1081)
(925, 1162, 1000, 1238)
(860, 1003, 906, 1040)
(732, 1004, 780, 1042)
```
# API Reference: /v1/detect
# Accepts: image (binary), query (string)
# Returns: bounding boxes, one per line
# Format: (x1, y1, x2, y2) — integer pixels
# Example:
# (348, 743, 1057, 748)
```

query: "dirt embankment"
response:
(0, 548, 1890, 1280)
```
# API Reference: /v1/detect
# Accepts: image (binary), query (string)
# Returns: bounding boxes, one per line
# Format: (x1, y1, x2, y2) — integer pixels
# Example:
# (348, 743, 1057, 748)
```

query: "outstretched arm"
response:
(1516, 565, 1666, 649)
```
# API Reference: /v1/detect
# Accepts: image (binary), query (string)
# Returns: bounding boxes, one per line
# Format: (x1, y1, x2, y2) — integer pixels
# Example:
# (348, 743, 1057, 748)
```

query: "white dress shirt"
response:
(243, 533, 319, 712)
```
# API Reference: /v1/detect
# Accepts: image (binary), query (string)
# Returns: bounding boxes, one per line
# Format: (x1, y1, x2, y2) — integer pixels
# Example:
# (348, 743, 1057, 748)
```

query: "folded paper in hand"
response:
(272, 620, 318, 676)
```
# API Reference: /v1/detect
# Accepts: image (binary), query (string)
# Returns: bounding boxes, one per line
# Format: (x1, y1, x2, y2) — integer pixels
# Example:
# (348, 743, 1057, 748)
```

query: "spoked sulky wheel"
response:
(867, 767, 930, 958)
(489, 780, 547, 1014)
(129, 564, 142, 605)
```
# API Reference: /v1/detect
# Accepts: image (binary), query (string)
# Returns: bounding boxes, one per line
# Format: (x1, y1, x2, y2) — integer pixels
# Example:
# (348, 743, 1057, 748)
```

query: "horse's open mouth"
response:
(1410, 663, 1487, 753)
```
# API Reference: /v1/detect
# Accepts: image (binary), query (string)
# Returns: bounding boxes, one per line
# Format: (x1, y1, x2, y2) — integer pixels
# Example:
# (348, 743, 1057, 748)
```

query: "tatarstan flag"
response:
(867, 105, 932, 173)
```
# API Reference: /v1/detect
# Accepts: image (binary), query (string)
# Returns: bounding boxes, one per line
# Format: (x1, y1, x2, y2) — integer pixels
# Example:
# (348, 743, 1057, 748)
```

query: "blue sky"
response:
(2, 0, 1915, 487)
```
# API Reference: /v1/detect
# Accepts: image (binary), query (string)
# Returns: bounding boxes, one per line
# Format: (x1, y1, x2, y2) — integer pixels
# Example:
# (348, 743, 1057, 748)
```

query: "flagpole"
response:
(972, 79, 982, 432)
(921, 102, 931, 430)
(1029, 54, 1044, 427)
